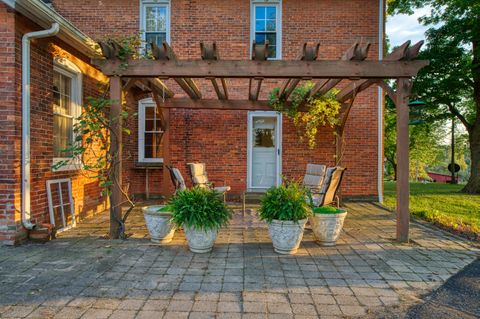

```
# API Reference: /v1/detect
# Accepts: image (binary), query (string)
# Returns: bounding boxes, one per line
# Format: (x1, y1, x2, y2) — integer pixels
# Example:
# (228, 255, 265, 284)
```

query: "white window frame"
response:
(52, 58, 82, 172)
(140, 0, 171, 47)
(250, 0, 282, 60)
(138, 98, 164, 163)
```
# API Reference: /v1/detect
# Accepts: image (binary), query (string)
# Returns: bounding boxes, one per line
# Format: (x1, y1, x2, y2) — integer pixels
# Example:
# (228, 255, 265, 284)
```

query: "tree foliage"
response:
(384, 97, 445, 181)
(388, 0, 480, 193)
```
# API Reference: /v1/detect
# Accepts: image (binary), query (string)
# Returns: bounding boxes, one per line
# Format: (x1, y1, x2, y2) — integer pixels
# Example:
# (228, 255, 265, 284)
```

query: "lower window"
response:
(138, 99, 165, 163)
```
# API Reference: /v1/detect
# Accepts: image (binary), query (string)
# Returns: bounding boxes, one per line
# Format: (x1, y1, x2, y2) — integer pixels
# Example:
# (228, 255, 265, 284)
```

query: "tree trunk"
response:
(463, 124, 480, 193)
(463, 40, 480, 194)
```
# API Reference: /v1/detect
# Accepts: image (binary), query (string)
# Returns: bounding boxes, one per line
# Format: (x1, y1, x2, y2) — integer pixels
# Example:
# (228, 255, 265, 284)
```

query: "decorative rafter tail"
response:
(278, 42, 320, 99)
(201, 41, 228, 100)
(249, 41, 269, 100)
(308, 40, 369, 99)
(336, 40, 419, 103)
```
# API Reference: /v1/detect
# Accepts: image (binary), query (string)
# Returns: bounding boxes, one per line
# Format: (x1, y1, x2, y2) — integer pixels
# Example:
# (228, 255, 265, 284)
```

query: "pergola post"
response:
(395, 78, 412, 242)
(109, 75, 123, 239)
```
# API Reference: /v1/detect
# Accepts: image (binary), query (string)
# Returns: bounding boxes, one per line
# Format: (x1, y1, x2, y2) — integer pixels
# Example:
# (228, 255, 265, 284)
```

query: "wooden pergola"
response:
(93, 40, 428, 242)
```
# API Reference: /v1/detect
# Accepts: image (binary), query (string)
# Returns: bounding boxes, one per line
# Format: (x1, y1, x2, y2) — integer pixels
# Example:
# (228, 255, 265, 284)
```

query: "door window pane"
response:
(253, 117, 276, 147)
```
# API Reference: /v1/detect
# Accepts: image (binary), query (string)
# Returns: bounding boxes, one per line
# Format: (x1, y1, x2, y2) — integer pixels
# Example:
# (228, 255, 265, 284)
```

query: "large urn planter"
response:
(184, 226, 218, 253)
(309, 207, 347, 246)
(142, 205, 176, 243)
(268, 219, 308, 254)
(169, 187, 231, 254)
(259, 182, 312, 255)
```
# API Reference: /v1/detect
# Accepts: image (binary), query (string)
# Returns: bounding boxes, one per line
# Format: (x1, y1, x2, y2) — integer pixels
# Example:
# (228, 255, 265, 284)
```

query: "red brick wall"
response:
(0, 4, 18, 245)
(51, 0, 381, 199)
(0, 7, 108, 245)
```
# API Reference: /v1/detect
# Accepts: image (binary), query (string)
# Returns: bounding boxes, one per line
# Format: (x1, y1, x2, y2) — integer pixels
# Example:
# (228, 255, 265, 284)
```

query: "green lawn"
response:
(384, 181, 480, 238)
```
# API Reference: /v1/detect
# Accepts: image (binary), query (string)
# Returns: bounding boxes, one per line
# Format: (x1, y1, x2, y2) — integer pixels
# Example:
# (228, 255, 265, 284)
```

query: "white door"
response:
(248, 112, 282, 190)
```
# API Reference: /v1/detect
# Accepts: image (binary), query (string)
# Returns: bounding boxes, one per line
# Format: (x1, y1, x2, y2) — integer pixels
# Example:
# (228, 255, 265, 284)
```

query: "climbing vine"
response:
(53, 88, 137, 239)
(269, 82, 341, 148)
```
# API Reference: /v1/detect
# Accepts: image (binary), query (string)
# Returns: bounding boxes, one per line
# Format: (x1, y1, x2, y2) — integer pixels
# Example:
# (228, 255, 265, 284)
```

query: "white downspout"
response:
(377, 0, 385, 203)
(22, 23, 60, 229)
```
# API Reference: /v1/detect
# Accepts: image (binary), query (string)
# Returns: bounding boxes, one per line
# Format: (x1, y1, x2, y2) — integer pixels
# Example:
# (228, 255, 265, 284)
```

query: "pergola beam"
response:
(93, 59, 428, 79)
(162, 98, 276, 111)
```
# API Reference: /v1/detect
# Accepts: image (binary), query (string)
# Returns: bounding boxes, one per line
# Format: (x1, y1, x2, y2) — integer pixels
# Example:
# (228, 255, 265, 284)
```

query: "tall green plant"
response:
(269, 82, 341, 148)
(169, 187, 232, 230)
(259, 181, 312, 223)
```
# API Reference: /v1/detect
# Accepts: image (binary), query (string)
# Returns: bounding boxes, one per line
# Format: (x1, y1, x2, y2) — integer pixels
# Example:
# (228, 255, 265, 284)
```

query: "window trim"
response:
(140, 0, 171, 47)
(138, 98, 164, 163)
(250, 0, 282, 60)
(52, 58, 82, 172)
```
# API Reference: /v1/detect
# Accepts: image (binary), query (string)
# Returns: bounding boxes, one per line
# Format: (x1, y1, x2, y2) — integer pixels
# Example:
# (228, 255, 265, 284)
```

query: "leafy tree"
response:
(388, 0, 480, 193)
(384, 98, 445, 180)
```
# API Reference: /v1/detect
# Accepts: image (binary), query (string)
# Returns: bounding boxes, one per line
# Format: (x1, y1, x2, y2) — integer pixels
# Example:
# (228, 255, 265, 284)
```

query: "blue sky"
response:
(386, 7, 432, 47)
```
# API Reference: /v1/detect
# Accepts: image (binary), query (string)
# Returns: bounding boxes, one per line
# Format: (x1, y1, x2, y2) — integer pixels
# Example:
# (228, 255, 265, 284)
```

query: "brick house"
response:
(0, 0, 386, 245)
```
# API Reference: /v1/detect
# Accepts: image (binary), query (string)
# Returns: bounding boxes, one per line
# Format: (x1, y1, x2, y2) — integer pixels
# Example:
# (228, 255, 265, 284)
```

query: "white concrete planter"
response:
(309, 210, 347, 246)
(184, 226, 218, 253)
(267, 219, 308, 255)
(142, 205, 176, 244)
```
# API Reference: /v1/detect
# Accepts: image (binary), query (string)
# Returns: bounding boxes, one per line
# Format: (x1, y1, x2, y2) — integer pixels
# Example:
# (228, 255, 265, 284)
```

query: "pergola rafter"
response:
(95, 39, 429, 243)
(201, 42, 229, 100)
(278, 42, 320, 100)
(307, 41, 371, 100)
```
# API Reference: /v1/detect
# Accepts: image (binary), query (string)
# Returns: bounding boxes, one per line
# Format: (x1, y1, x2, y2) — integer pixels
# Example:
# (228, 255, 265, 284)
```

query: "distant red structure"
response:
(427, 172, 461, 183)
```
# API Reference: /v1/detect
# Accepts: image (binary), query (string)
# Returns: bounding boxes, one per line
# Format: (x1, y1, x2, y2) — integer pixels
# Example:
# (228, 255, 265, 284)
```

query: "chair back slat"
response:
(303, 164, 326, 192)
(166, 165, 186, 191)
(321, 167, 346, 206)
(187, 163, 210, 188)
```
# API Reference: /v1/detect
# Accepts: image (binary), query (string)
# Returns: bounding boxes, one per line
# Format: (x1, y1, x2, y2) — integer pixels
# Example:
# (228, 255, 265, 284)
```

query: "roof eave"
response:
(2, 0, 101, 58)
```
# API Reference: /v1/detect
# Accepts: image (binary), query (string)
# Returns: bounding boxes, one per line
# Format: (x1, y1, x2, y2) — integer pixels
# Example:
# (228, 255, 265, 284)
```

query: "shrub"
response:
(259, 181, 312, 223)
(169, 187, 231, 230)
(313, 206, 345, 214)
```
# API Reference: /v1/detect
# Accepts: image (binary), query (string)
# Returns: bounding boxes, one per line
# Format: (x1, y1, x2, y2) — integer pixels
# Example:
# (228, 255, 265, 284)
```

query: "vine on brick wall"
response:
(269, 82, 341, 148)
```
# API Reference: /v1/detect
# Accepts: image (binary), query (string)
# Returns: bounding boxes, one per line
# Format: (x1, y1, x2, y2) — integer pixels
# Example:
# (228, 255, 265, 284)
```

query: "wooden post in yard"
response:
(109, 76, 123, 239)
(395, 78, 412, 242)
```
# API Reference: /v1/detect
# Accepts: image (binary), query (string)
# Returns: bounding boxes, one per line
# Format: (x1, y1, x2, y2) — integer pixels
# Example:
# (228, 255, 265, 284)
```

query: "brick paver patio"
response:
(0, 203, 478, 318)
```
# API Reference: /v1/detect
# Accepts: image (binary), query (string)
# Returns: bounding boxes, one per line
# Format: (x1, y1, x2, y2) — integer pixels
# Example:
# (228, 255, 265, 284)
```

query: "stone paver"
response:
(0, 203, 478, 318)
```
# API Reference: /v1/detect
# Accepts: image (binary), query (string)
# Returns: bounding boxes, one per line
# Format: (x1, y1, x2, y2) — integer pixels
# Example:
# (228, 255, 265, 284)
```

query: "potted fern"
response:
(259, 181, 312, 254)
(142, 204, 176, 244)
(169, 187, 231, 253)
(309, 206, 347, 246)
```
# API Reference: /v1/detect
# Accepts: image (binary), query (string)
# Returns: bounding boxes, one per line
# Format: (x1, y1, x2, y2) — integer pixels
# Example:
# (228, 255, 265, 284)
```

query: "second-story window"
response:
(141, 1, 170, 47)
(251, 1, 282, 59)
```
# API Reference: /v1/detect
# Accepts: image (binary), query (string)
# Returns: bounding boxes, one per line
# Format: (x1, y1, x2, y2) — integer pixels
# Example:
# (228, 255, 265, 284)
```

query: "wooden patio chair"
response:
(304, 165, 346, 207)
(166, 165, 187, 192)
(187, 163, 231, 202)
